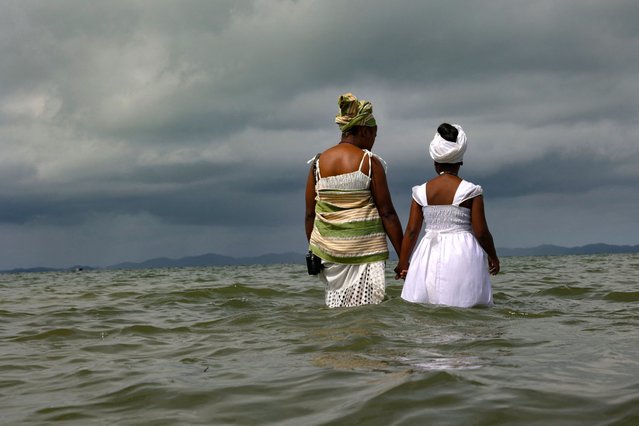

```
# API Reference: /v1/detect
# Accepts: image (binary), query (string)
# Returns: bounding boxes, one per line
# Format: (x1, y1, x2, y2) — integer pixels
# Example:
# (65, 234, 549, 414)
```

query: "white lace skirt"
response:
(319, 261, 386, 308)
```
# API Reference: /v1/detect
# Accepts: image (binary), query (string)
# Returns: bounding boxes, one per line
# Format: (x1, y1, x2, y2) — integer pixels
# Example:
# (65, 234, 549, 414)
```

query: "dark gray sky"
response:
(1, 0, 638, 269)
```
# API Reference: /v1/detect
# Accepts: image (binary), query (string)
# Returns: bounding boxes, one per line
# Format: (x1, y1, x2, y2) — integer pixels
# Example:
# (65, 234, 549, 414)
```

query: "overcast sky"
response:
(1, 0, 638, 269)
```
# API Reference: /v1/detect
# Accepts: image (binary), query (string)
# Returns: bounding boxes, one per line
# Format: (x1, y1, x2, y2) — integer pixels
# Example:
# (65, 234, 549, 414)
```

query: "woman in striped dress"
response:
(305, 93, 403, 308)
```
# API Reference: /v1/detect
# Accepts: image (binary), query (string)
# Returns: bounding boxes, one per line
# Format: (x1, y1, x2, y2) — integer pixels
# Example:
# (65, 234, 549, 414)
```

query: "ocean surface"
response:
(1, 254, 638, 425)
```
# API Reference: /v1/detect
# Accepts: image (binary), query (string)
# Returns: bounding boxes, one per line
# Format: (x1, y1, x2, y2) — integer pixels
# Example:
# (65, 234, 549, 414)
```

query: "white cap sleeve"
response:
(411, 183, 428, 206)
(454, 180, 483, 205)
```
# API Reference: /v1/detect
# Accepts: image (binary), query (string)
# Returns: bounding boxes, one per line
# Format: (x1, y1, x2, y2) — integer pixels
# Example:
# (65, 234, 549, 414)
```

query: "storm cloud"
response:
(1, 0, 638, 269)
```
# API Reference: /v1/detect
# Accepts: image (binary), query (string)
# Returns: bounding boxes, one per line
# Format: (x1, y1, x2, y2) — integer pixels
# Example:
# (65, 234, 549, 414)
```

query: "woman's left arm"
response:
(396, 199, 424, 278)
(370, 157, 403, 257)
(470, 195, 500, 275)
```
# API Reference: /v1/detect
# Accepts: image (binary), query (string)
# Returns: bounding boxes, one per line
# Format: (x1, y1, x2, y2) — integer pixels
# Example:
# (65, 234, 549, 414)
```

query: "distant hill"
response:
(102, 244, 639, 270)
(106, 252, 304, 270)
(0, 254, 306, 273)
(0, 265, 95, 274)
(498, 243, 639, 257)
(2, 244, 638, 273)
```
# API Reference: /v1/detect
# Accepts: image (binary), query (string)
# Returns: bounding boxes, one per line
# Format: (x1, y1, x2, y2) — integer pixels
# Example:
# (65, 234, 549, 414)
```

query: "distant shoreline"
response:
(2, 243, 638, 274)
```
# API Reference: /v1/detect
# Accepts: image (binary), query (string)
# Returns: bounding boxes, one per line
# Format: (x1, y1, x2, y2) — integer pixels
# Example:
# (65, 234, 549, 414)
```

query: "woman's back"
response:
(395, 121, 499, 306)
(426, 174, 473, 209)
(315, 145, 372, 191)
(400, 178, 492, 307)
(317, 144, 371, 178)
(304, 92, 404, 308)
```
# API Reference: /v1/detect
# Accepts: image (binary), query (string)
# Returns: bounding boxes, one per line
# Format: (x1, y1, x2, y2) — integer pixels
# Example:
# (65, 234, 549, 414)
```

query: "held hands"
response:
(394, 263, 408, 280)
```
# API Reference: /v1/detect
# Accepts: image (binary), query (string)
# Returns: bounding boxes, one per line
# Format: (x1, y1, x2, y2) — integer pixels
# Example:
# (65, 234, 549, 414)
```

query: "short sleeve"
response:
(411, 183, 428, 206)
(454, 180, 483, 205)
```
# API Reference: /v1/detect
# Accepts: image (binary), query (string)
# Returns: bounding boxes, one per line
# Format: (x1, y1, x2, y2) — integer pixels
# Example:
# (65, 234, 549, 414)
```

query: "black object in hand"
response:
(306, 251, 323, 275)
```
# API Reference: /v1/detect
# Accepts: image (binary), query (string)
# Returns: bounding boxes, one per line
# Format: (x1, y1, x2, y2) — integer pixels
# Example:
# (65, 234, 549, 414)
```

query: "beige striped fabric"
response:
(309, 188, 388, 264)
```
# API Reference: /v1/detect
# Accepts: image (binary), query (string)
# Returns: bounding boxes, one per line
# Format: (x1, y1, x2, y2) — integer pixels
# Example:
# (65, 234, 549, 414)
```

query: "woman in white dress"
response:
(396, 123, 499, 308)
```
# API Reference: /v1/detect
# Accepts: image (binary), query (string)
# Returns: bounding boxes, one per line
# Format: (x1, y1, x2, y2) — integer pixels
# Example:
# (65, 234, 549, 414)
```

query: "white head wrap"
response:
(429, 124, 467, 164)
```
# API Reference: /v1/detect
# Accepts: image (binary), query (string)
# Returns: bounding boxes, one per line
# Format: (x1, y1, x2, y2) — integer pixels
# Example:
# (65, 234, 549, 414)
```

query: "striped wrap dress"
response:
(309, 150, 389, 308)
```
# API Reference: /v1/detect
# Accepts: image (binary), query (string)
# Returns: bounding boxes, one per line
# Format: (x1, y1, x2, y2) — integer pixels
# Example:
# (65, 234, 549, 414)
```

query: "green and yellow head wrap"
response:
(335, 93, 377, 133)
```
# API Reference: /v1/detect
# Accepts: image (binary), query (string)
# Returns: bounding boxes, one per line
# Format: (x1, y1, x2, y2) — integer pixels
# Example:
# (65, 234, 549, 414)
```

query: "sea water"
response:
(0, 254, 637, 425)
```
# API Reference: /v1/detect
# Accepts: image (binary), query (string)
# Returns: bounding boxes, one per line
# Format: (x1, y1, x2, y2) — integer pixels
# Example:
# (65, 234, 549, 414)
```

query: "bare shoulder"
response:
(322, 143, 361, 158)
(319, 144, 364, 176)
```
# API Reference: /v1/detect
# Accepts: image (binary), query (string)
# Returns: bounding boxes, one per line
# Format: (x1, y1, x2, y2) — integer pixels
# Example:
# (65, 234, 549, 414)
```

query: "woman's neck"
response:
(339, 136, 369, 150)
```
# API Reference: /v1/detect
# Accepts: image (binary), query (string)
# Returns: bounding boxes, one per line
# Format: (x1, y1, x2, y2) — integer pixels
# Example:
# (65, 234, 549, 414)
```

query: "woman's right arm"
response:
(395, 199, 423, 278)
(470, 195, 500, 275)
(305, 164, 317, 242)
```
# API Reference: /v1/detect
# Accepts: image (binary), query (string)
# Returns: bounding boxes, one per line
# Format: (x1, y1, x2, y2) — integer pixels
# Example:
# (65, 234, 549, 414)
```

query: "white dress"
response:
(400, 180, 493, 307)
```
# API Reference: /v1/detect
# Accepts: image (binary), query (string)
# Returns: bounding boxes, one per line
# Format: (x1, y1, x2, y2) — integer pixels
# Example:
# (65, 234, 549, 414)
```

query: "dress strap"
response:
(306, 153, 322, 180)
(359, 150, 373, 177)
(368, 150, 388, 173)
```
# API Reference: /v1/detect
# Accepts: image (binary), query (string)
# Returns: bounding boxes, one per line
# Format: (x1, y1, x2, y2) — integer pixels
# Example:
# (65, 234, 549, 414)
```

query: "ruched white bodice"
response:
(423, 205, 472, 233)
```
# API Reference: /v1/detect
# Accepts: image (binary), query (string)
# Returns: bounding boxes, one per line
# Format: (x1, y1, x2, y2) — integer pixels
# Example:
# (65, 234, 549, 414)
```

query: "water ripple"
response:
(0, 256, 638, 424)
